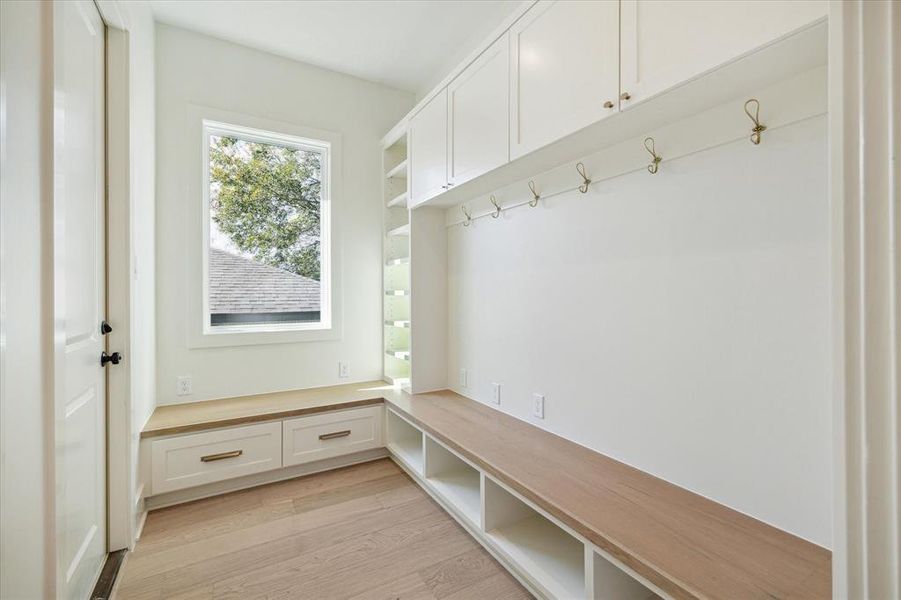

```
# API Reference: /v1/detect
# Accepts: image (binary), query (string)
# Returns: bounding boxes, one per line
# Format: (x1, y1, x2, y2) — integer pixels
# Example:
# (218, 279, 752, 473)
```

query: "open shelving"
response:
(386, 409, 423, 474)
(484, 478, 585, 599)
(381, 128, 411, 387)
(424, 437, 481, 526)
(383, 409, 664, 600)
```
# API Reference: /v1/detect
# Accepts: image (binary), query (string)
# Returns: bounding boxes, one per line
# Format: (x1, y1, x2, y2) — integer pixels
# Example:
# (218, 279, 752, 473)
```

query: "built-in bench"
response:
(141, 382, 831, 599)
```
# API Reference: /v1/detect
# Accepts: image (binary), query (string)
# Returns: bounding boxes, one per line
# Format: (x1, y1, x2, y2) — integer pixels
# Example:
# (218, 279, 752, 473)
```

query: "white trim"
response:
(105, 23, 133, 553)
(200, 119, 332, 336)
(830, 1, 901, 597)
(184, 105, 344, 348)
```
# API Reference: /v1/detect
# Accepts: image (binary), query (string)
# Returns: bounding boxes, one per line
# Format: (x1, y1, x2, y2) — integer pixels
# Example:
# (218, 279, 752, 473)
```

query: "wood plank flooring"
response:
(114, 459, 530, 600)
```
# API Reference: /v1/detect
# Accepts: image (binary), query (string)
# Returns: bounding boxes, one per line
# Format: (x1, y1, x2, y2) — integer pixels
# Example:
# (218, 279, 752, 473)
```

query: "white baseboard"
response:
(144, 448, 389, 511)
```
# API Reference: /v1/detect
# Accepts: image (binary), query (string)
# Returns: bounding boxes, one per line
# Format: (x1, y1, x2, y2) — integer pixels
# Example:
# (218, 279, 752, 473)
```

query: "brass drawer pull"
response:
(200, 449, 243, 462)
(319, 430, 352, 441)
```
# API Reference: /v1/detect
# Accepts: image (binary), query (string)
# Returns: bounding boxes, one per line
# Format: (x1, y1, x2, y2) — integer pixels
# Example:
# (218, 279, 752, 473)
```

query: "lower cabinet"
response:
(148, 406, 384, 496)
(150, 421, 283, 494)
(282, 406, 383, 467)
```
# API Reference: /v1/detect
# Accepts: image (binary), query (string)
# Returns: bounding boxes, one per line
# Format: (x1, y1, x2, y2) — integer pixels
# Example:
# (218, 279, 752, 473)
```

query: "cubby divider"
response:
(423, 436, 481, 526)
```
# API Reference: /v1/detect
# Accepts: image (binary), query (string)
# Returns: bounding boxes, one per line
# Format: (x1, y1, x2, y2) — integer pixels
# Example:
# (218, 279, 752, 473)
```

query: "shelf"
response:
(385, 289, 409, 297)
(385, 320, 411, 328)
(385, 257, 410, 267)
(490, 516, 585, 599)
(386, 191, 408, 208)
(484, 477, 585, 599)
(385, 159, 408, 179)
(385, 349, 410, 361)
(387, 223, 410, 237)
(425, 438, 481, 526)
(386, 410, 423, 474)
(591, 551, 661, 600)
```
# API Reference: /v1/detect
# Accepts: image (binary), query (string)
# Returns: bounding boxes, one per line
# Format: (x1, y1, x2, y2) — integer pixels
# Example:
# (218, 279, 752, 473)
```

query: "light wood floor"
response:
(115, 458, 531, 600)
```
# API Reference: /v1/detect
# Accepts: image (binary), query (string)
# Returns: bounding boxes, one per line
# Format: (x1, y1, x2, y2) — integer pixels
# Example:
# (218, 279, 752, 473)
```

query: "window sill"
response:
(187, 323, 341, 349)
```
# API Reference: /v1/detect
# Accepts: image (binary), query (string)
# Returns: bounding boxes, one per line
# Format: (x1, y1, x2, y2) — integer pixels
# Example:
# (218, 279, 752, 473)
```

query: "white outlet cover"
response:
(491, 383, 501, 404)
(459, 369, 468, 387)
(176, 376, 192, 396)
(532, 393, 545, 419)
(338, 362, 349, 378)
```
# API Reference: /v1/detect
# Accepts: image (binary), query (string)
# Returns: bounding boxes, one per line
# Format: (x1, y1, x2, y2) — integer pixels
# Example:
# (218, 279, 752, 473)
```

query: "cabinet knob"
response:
(603, 100, 614, 109)
(620, 92, 632, 101)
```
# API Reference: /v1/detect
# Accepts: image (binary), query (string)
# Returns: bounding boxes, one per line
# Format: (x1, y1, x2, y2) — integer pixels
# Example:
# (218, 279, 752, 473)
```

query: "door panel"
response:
(620, 0, 827, 105)
(54, 1, 107, 597)
(447, 33, 509, 186)
(409, 88, 448, 206)
(509, 0, 619, 159)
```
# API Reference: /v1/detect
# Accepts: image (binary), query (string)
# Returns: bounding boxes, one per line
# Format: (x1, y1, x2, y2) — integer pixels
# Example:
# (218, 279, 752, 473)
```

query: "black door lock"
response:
(101, 351, 122, 366)
(101, 321, 113, 335)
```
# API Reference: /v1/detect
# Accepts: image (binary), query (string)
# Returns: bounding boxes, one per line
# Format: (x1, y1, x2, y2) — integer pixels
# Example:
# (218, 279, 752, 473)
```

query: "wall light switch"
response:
(491, 383, 501, 405)
(338, 362, 350, 379)
(177, 376, 192, 396)
(532, 393, 545, 419)
(459, 369, 468, 388)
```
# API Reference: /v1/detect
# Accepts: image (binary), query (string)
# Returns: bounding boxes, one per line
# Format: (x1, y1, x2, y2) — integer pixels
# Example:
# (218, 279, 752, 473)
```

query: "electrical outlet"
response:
(532, 393, 545, 419)
(459, 369, 468, 388)
(338, 362, 350, 379)
(491, 383, 501, 405)
(176, 376, 192, 396)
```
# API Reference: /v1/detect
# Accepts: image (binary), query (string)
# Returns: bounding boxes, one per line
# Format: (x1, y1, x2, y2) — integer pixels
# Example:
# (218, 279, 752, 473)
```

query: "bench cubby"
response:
(423, 436, 481, 526)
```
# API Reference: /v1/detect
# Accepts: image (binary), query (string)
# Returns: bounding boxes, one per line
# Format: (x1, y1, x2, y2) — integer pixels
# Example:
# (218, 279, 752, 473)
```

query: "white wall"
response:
(447, 116, 832, 547)
(155, 25, 412, 405)
(0, 2, 53, 596)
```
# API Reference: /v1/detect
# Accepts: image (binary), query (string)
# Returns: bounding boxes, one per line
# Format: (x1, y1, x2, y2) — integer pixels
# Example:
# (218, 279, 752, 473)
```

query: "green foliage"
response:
(209, 135, 322, 280)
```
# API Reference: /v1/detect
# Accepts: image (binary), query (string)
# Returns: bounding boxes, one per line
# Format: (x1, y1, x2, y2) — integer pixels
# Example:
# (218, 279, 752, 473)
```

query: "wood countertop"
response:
(141, 383, 830, 599)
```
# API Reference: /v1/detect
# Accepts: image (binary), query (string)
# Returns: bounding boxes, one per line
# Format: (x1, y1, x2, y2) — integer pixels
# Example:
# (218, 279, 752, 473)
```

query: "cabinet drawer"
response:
(283, 406, 383, 467)
(151, 422, 282, 494)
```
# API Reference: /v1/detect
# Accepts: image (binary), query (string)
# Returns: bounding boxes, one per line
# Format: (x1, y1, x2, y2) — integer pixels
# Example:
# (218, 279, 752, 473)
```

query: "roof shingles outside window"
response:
(209, 248, 320, 326)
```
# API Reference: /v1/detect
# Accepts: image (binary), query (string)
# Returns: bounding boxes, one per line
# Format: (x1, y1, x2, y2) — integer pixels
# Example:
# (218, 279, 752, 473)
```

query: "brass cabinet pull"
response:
(603, 100, 614, 108)
(319, 430, 352, 441)
(620, 91, 631, 101)
(200, 449, 243, 462)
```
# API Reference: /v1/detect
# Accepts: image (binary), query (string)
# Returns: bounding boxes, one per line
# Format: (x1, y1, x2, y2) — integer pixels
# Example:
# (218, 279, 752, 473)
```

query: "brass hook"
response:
(528, 180, 540, 207)
(644, 137, 662, 175)
(461, 204, 472, 227)
(489, 195, 501, 218)
(576, 162, 591, 193)
(743, 98, 766, 145)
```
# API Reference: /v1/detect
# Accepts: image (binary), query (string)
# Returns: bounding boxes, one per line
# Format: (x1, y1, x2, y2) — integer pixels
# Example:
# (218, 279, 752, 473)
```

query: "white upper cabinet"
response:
(620, 0, 827, 106)
(447, 32, 510, 187)
(509, 0, 619, 159)
(409, 88, 448, 206)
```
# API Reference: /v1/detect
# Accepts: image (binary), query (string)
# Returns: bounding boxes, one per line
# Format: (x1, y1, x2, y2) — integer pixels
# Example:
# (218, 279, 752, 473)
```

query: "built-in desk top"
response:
(142, 382, 830, 599)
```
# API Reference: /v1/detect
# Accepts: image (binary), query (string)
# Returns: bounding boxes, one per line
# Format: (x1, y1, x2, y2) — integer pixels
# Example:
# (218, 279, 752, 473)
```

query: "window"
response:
(202, 120, 331, 333)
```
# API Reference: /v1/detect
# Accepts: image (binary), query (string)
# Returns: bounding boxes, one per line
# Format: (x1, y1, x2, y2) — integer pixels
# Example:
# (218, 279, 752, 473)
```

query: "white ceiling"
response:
(149, 0, 522, 96)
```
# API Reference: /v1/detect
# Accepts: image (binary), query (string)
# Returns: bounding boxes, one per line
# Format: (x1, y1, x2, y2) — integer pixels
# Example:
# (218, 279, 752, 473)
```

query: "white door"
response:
(620, 0, 827, 106)
(509, 0, 619, 159)
(409, 88, 448, 206)
(447, 32, 510, 187)
(53, 1, 108, 598)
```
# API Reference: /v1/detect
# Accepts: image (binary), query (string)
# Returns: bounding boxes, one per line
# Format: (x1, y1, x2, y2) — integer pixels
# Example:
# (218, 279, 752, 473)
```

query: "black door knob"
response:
(100, 321, 113, 335)
(101, 351, 122, 366)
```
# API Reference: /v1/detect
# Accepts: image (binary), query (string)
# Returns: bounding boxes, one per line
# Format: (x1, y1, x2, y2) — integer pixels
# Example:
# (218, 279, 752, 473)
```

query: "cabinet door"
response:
(409, 88, 448, 206)
(509, 0, 619, 159)
(447, 33, 510, 187)
(621, 0, 827, 106)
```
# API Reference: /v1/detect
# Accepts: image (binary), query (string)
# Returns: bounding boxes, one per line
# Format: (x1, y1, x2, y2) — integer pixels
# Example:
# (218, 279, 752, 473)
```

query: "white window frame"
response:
(185, 106, 343, 348)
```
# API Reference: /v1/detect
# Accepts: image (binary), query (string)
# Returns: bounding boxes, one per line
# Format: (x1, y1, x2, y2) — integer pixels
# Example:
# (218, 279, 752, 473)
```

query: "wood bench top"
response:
(142, 382, 831, 599)
(141, 380, 394, 437)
